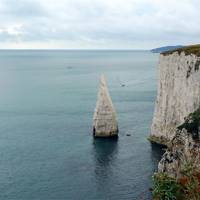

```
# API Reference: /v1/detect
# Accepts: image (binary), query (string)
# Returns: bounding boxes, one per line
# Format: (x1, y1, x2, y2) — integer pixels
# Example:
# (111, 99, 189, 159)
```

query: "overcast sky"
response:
(0, 0, 199, 49)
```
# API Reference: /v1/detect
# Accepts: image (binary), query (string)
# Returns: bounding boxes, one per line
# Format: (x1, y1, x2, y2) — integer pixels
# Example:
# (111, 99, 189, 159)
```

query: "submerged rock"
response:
(93, 75, 118, 137)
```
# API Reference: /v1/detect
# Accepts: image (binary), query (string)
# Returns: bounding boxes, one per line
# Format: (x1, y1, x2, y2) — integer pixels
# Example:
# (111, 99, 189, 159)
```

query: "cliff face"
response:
(150, 50, 200, 145)
(151, 45, 200, 199)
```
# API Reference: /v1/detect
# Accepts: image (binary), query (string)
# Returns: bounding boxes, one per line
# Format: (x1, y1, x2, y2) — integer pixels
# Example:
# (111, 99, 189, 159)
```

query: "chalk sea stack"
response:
(93, 75, 118, 138)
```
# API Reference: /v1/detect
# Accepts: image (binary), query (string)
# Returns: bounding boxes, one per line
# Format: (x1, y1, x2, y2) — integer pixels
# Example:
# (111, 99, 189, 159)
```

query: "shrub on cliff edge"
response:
(152, 163, 200, 200)
(152, 173, 183, 200)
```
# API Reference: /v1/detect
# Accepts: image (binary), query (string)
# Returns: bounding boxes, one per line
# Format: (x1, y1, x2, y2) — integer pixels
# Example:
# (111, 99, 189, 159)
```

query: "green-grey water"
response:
(0, 50, 163, 200)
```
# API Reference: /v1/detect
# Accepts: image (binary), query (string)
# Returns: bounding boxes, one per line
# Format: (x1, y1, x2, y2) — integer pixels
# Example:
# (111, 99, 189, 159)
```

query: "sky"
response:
(0, 0, 199, 49)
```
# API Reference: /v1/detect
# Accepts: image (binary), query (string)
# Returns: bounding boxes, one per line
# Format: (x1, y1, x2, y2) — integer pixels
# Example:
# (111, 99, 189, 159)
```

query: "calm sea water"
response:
(0, 50, 163, 200)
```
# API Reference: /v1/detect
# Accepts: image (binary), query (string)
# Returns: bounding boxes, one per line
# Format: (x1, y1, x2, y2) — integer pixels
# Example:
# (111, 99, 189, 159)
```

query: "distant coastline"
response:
(151, 45, 184, 53)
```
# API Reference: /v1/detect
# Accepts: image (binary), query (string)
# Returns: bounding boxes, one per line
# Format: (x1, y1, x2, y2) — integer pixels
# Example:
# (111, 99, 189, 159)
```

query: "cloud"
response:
(0, 0, 199, 49)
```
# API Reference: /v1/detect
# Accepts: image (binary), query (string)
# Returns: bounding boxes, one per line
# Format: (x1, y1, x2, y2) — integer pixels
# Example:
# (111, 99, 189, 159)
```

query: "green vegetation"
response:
(177, 107, 200, 140)
(152, 173, 183, 200)
(152, 163, 200, 200)
(161, 44, 200, 56)
(180, 163, 200, 200)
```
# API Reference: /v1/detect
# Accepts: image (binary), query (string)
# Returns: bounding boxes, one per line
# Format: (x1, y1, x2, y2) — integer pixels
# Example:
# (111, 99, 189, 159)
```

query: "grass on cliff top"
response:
(161, 44, 200, 56)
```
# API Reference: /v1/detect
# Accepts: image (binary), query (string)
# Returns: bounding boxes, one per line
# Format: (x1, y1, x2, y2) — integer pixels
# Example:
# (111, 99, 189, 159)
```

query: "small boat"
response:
(117, 77, 126, 87)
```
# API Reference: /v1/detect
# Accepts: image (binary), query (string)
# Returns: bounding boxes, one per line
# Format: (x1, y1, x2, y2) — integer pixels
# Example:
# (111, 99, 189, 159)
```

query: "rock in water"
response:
(93, 75, 118, 137)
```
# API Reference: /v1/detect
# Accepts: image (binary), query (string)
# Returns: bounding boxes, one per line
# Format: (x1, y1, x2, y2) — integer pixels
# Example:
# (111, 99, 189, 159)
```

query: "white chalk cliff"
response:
(150, 47, 200, 145)
(93, 75, 118, 137)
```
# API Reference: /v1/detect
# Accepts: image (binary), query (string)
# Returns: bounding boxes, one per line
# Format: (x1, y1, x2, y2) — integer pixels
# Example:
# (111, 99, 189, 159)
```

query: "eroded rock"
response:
(93, 75, 118, 137)
(158, 108, 200, 178)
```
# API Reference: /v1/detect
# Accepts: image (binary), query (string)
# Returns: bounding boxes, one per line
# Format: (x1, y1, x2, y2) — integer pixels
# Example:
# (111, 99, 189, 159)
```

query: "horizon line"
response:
(0, 48, 151, 51)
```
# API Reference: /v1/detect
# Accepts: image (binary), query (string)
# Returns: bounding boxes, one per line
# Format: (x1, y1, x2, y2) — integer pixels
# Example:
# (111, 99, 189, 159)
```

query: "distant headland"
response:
(151, 45, 184, 53)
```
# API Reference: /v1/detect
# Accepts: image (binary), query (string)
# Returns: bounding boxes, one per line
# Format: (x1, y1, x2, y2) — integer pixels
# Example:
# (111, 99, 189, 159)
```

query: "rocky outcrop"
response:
(158, 107, 200, 178)
(150, 45, 200, 146)
(93, 75, 118, 137)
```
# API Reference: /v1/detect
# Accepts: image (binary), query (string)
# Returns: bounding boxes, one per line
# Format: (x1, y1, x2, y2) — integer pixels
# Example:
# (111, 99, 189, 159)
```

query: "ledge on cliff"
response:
(161, 44, 200, 56)
(148, 135, 169, 147)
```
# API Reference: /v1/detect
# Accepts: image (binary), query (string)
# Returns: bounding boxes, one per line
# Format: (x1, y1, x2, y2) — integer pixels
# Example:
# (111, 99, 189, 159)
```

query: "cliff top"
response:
(161, 44, 200, 56)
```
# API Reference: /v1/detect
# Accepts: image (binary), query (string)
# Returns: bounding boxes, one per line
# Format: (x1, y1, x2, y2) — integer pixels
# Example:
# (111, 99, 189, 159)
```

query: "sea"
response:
(0, 50, 163, 200)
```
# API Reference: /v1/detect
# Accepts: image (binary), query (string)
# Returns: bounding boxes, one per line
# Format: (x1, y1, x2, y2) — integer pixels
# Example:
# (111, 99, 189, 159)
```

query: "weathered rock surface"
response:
(158, 108, 200, 178)
(93, 75, 118, 137)
(150, 48, 200, 145)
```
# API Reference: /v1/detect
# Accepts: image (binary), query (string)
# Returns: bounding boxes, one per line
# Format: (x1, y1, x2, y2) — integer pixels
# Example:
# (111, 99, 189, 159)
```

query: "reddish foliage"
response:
(178, 176, 189, 185)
